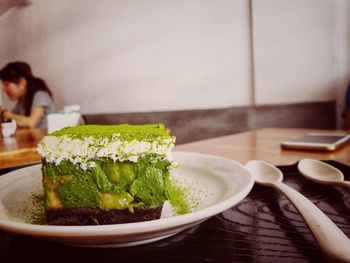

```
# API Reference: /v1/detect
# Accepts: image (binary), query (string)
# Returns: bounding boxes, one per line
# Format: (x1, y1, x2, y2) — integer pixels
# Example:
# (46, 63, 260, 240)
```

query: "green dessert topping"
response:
(38, 124, 176, 168)
(49, 124, 172, 141)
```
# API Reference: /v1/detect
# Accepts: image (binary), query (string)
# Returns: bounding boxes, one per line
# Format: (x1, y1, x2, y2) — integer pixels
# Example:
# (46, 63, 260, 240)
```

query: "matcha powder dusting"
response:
(167, 179, 190, 215)
(29, 193, 46, 224)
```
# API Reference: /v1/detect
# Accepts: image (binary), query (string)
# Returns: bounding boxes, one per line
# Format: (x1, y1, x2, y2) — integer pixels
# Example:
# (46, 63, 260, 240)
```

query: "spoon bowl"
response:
(245, 160, 283, 184)
(298, 159, 350, 188)
(245, 160, 350, 262)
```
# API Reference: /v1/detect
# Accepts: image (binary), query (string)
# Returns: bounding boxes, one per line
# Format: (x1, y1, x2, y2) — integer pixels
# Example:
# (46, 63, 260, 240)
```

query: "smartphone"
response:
(280, 133, 350, 151)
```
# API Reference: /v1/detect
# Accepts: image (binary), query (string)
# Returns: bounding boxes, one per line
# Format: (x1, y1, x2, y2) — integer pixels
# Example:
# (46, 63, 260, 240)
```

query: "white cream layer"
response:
(38, 135, 175, 169)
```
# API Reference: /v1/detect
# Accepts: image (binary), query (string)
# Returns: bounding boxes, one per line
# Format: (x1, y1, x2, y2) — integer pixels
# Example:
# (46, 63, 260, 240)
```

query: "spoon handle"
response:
(338, 180, 350, 189)
(273, 182, 350, 262)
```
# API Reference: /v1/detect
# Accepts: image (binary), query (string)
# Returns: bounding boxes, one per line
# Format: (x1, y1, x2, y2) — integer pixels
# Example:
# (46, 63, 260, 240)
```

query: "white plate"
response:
(0, 152, 254, 247)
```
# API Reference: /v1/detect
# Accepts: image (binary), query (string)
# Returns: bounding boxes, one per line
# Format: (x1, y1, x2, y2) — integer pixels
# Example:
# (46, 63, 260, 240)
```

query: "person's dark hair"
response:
(0, 61, 53, 116)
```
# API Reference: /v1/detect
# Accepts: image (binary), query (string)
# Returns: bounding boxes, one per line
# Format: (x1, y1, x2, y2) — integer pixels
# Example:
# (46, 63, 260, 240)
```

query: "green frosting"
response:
(49, 123, 173, 142)
(42, 156, 189, 214)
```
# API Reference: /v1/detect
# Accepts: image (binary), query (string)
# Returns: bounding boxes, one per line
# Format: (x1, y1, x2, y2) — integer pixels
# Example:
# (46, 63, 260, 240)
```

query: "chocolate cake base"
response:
(46, 205, 163, 226)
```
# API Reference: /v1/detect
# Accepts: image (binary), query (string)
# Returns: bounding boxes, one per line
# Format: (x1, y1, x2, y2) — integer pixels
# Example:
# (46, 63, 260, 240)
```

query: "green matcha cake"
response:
(38, 124, 187, 225)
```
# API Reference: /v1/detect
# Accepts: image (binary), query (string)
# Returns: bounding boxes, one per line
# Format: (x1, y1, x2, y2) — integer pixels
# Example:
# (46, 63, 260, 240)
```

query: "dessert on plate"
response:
(38, 124, 187, 225)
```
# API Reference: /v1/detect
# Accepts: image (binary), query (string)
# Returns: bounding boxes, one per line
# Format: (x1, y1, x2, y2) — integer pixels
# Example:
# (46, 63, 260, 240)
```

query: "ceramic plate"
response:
(0, 152, 254, 247)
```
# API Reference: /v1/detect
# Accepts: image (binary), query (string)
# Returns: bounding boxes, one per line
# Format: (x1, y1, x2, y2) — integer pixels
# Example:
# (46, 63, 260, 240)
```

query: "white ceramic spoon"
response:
(298, 159, 350, 188)
(245, 160, 350, 263)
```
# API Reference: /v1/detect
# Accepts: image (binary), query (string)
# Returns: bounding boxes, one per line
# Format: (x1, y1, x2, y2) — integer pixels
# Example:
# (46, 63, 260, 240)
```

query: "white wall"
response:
(252, 0, 338, 104)
(0, 0, 349, 123)
(334, 0, 350, 126)
(0, 0, 253, 113)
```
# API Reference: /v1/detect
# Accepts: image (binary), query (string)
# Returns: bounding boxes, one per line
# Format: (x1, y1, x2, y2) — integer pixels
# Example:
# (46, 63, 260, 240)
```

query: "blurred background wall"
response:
(0, 0, 349, 126)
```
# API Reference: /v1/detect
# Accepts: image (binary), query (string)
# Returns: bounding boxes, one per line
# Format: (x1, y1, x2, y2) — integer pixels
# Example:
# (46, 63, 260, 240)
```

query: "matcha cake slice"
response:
(38, 124, 186, 225)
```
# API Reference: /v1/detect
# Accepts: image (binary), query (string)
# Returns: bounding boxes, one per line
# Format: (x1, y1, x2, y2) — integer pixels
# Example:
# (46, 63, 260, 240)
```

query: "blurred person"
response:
(0, 62, 55, 129)
(342, 82, 350, 130)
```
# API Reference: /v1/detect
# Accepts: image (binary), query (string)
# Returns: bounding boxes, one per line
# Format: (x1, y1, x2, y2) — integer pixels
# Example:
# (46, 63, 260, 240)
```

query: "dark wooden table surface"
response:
(0, 161, 348, 263)
(1, 128, 350, 262)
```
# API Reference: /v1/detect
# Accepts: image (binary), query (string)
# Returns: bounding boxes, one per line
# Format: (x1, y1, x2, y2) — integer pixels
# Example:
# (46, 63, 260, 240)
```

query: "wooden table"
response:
(176, 128, 350, 165)
(0, 128, 349, 262)
(0, 128, 46, 170)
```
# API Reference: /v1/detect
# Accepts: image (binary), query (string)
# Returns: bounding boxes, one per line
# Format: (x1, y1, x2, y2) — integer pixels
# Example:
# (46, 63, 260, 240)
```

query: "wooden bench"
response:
(83, 101, 336, 144)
